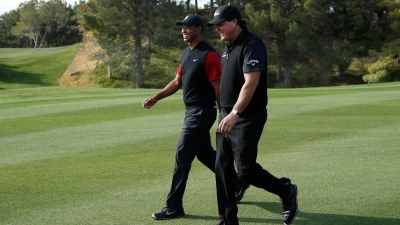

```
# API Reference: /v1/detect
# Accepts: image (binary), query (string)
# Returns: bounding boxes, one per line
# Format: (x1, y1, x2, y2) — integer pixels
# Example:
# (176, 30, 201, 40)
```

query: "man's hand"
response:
(142, 97, 157, 109)
(218, 113, 239, 134)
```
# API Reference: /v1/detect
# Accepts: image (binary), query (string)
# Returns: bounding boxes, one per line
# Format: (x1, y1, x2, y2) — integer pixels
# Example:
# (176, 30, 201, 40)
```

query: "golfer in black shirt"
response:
(207, 4, 298, 225)
(142, 14, 249, 220)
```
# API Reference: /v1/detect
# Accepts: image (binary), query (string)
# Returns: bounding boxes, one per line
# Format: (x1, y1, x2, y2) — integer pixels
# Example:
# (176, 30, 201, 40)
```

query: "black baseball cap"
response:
(176, 14, 204, 27)
(207, 4, 242, 26)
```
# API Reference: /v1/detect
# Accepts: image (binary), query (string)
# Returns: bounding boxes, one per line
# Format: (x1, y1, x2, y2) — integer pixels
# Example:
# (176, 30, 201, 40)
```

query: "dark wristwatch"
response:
(231, 109, 241, 117)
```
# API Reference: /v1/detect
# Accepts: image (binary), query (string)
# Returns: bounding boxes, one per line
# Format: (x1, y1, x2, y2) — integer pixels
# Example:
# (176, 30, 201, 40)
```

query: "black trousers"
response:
(165, 106, 217, 209)
(216, 108, 291, 225)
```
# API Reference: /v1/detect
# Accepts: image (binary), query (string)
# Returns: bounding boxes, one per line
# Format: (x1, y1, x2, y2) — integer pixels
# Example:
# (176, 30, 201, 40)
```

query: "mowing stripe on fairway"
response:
(0, 95, 181, 120)
(1, 83, 399, 225)
(0, 111, 184, 166)
(268, 89, 399, 118)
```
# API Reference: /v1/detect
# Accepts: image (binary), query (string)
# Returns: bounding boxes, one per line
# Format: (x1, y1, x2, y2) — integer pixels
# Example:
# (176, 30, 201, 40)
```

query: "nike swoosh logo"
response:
(166, 211, 177, 215)
(193, 59, 199, 61)
(237, 187, 244, 195)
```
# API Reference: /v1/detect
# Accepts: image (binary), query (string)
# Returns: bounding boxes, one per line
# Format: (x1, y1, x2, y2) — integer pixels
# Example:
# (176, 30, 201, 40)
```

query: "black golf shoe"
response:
(235, 180, 250, 203)
(281, 184, 298, 225)
(152, 207, 185, 220)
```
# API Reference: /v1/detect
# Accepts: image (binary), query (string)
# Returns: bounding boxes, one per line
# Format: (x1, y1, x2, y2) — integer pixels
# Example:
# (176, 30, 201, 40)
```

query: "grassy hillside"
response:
(0, 44, 183, 89)
(1, 83, 399, 224)
(0, 45, 78, 89)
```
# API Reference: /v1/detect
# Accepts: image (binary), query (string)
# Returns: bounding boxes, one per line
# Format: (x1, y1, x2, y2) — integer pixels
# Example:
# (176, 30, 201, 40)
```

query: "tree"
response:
(215, 0, 225, 6)
(37, 0, 70, 48)
(83, 30, 127, 79)
(300, 0, 394, 81)
(12, 0, 70, 48)
(45, 3, 82, 46)
(115, 0, 160, 88)
(81, 0, 182, 88)
(210, 0, 214, 17)
(244, 0, 397, 87)
(245, 0, 302, 88)
(381, 0, 400, 56)
(298, 0, 353, 81)
(13, 0, 42, 48)
(367, 0, 400, 83)
(148, 0, 185, 48)
(186, 0, 190, 12)
(78, 0, 128, 80)
(0, 10, 24, 47)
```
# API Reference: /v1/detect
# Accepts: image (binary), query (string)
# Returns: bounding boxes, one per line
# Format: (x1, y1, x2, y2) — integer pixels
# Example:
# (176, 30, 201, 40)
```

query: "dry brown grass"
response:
(59, 44, 99, 87)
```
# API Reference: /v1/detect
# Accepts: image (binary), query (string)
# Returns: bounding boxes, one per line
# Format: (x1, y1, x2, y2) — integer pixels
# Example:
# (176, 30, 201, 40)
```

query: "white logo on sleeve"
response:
(193, 59, 199, 61)
(222, 52, 228, 58)
(247, 59, 259, 66)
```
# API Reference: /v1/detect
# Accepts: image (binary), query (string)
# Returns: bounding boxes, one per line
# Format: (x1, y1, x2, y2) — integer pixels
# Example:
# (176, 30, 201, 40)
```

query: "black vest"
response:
(180, 41, 217, 108)
(220, 29, 268, 112)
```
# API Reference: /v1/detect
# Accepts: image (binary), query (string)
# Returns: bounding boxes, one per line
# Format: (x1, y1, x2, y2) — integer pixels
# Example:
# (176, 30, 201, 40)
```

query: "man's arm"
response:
(210, 79, 221, 111)
(204, 51, 222, 111)
(232, 71, 260, 112)
(218, 71, 260, 133)
(142, 74, 182, 109)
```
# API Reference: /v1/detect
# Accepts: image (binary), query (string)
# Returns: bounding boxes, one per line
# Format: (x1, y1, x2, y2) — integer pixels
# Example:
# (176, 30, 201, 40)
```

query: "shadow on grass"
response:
(184, 201, 400, 224)
(0, 61, 52, 87)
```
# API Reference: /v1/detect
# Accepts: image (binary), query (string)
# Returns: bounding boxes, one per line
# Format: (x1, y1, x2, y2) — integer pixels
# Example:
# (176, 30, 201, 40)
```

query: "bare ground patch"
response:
(59, 45, 100, 87)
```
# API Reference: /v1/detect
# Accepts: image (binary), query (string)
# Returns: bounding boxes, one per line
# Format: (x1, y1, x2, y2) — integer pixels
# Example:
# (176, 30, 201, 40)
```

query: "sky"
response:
(0, 0, 79, 15)
(0, 0, 210, 16)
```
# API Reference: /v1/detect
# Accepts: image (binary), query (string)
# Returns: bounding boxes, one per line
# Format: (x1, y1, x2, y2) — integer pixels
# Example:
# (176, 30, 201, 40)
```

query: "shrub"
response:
(363, 56, 400, 83)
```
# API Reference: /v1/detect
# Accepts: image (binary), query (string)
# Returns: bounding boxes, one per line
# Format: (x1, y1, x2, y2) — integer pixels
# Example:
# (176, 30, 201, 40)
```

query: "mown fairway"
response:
(1, 83, 399, 225)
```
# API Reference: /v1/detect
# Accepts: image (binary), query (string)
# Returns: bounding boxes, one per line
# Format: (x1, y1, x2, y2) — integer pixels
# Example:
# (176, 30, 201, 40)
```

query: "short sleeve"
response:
(205, 51, 222, 82)
(243, 40, 266, 73)
(176, 54, 182, 76)
(176, 64, 181, 76)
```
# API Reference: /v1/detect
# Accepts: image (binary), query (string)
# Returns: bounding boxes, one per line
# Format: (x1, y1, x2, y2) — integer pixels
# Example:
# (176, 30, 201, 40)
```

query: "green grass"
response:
(0, 45, 78, 89)
(1, 83, 400, 224)
(0, 44, 183, 89)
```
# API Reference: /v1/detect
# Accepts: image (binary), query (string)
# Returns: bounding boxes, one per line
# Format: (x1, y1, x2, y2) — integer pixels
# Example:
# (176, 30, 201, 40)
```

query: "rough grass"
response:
(1, 83, 399, 225)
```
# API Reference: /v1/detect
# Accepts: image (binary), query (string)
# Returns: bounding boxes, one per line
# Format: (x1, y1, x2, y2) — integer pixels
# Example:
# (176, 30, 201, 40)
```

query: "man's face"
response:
(181, 25, 200, 43)
(214, 20, 235, 42)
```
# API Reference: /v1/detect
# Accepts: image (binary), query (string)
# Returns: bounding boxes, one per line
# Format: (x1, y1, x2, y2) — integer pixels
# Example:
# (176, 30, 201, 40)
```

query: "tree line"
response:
(0, 0, 84, 48)
(1, 0, 400, 88)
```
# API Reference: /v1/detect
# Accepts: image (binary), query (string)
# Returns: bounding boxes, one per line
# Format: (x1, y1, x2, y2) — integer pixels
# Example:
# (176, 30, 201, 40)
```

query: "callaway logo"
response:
(222, 52, 228, 58)
(193, 59, 199, 61)
(247, 59, 259, 66)
(214, 10, 221, 17)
